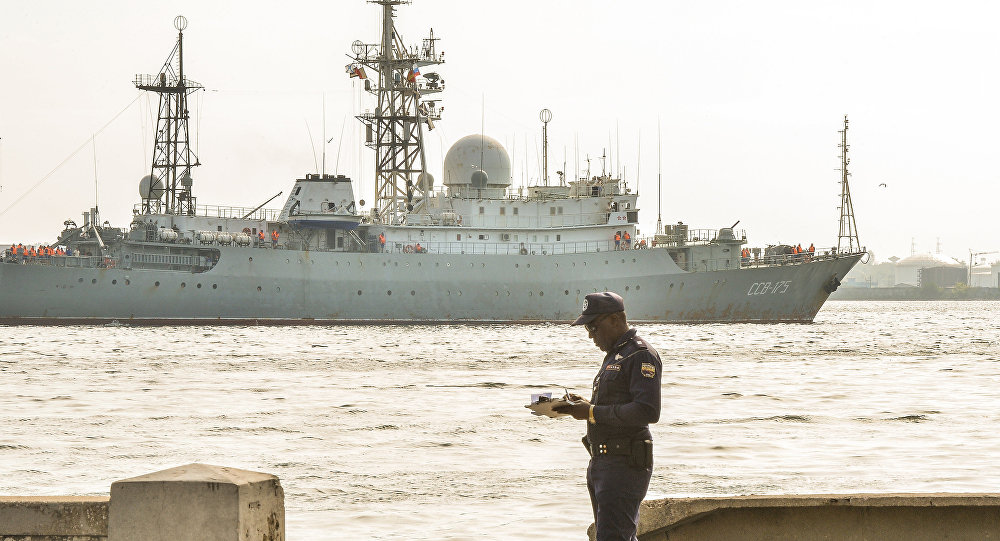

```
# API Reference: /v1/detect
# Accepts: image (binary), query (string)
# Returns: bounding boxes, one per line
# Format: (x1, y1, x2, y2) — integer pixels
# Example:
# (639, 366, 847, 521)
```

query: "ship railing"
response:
(133, 203, 280, 222)
(738, 249, 846, 269)
(431, 212, 621, 229)
(384, 239, 650, 255)
(2, 254, 116, 269)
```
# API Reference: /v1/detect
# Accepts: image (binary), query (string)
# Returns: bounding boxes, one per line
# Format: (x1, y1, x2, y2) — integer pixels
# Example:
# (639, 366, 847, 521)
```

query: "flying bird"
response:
(878, 183, 887, 187)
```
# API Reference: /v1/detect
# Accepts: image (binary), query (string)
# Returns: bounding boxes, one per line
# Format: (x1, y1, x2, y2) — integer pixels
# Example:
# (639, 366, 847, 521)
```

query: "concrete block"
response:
(0, 496, 108, 539)
(108, 463, 284, 541)
(611, 493, 1000, 541)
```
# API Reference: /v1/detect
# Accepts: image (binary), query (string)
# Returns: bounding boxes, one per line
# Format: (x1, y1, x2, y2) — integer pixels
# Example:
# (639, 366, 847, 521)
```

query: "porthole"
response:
(257, 286, 262, 292)
(636, 285, 640, 291)
(181, 282, 186, 288)
(276, 286, 281, 292)
(669, 283, 674, 289)
(447, 262, 451, 267)
(155, 281, 160, 287)
(526, 264, 530, 268)
(387, 290, 392, 296)
(112, 279, 117, 285)
(515, 264, 519, 268)
(212, 284, 218, 289)
(539, 291, 544, 297)
(197, 283, 202, 289)
(125, 279, 130, 286)
(410, 290, 416, 296)
(285, 259, 290, 264)
(249, 257, 253, 262)
(564, 290, 569, 295)
(357, 290, 362, 295)
(605, 261, 609, 265)
(625, 286, 630, 292)
(92, 278, 97, 284)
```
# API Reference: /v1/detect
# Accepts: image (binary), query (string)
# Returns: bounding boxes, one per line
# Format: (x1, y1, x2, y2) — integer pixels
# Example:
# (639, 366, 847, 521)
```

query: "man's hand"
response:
(553, 398, 591, 420)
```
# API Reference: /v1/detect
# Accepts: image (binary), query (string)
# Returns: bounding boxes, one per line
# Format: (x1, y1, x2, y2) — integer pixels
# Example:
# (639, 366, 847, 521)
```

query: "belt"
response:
(589, 437, 633, 457)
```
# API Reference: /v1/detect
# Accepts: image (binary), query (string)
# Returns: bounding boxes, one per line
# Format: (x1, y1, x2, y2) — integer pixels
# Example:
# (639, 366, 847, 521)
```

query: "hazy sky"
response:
(2, 0, 998, 263)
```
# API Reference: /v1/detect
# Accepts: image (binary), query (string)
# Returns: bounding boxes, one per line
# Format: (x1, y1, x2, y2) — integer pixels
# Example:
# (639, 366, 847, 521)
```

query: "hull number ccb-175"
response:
(747, 281, 791, 296)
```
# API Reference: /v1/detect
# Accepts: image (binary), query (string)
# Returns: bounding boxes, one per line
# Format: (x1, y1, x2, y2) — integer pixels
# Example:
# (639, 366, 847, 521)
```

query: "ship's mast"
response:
(836, 114, 861, 253)
(350, 0, 444, 224)
(135, 15, 203, 215)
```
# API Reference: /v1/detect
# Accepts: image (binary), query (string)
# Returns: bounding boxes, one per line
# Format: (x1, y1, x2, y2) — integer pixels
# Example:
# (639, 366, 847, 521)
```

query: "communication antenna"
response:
(134, 15, 203, 215)
(350, 1, 444, 222)
(540, 108, 552, 186)
(656, 118, 662, 235)
(836, 114, 861, 254)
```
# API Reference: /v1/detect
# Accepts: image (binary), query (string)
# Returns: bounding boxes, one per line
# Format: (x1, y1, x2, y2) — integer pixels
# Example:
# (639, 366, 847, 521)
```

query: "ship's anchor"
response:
(823, 275, 842, 294)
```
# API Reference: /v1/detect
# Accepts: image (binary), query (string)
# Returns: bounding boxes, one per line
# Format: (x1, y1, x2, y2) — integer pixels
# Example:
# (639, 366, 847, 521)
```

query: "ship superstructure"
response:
(0, 3, 863, 324)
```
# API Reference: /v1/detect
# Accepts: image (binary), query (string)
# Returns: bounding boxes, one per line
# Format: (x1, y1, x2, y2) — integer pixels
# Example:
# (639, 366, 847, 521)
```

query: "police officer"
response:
(554, 291, 661, 541)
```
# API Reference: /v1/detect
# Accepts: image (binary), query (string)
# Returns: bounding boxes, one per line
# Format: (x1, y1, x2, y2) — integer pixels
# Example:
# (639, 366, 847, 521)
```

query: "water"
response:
(1, 301, 999, 540)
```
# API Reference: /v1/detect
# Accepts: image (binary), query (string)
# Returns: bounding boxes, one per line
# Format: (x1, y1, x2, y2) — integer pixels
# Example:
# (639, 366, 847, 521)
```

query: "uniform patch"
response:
(641, 362, 656, 378)
(605, 364, 621, 371)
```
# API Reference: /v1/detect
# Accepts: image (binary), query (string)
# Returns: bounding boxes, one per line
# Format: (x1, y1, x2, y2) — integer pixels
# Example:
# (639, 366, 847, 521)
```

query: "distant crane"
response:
(968, 250, 999, 286)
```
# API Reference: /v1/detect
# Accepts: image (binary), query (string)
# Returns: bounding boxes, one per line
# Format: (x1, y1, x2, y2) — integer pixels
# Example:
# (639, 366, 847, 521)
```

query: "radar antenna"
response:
(134, 15, 203, 215)
(350, 1, 444, 224)
(836, 115, 861, 254)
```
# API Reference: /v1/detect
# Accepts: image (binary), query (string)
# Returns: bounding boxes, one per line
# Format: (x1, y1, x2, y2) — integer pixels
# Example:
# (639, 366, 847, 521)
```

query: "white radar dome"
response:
(443, 134, 511, 187)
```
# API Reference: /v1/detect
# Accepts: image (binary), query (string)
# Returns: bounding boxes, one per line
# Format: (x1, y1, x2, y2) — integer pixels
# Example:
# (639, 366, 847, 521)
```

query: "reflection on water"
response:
(1, 301, 998, 540)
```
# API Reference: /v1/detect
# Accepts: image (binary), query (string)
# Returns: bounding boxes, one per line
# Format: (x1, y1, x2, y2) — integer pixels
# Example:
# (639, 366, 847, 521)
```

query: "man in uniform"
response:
(555, 291, 661, 541)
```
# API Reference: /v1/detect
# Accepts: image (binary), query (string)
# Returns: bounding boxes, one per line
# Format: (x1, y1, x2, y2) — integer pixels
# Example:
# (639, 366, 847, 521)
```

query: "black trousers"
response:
(587, 454, 652, 541)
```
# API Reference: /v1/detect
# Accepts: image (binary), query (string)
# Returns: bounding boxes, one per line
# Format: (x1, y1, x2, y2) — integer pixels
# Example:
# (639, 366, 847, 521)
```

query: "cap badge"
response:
(582, 299, 589, 311)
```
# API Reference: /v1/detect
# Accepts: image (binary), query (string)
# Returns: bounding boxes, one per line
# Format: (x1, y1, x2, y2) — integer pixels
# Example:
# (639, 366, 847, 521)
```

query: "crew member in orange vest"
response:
(271, 230, 279, 248)
(378, 232, 386, 252)
(623, 231, 631, 249)
(258, 230, 266, 246)
(614, 232, 621, 250)
(415, 242, 423, 253)
(808, 243, 815, 255)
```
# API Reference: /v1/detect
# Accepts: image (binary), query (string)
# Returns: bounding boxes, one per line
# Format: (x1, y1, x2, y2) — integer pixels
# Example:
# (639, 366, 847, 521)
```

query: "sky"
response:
(1, 0, 999, 263)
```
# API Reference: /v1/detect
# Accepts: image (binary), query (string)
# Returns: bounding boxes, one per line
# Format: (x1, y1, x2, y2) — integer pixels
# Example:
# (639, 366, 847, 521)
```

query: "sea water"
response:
(1, 300, 998, 540)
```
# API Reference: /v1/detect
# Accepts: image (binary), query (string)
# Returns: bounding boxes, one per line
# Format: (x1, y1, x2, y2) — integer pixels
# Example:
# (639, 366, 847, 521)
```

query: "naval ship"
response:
(0, 2, 863, 325)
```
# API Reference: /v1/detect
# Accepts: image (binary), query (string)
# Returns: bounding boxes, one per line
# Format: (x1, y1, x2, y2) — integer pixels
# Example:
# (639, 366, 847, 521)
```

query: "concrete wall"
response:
(608, 494, 1000, 541)
(0, 496, 109, 540)
(0, 464, 283, 541)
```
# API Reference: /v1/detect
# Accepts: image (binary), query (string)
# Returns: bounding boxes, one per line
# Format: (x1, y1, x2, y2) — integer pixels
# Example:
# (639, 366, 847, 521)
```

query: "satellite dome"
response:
(139, 175, 164, 200)
(417, 172, 435, 190)
(471, 170, 489, 188)
(443, 134, 511, 187)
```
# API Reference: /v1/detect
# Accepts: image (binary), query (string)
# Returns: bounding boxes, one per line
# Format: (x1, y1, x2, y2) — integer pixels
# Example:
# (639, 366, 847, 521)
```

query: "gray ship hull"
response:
(0, 248, 861, 324)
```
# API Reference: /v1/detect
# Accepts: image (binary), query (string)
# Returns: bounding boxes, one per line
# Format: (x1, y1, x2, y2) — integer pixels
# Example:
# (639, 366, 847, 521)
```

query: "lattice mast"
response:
(350, 0, 444, 224)
(836, 115, 861, 253)
(135, 16, 203, 215)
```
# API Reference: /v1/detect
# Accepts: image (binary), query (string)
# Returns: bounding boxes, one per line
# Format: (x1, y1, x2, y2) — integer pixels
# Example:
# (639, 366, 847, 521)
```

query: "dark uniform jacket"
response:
(587, 328, 662, 444)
